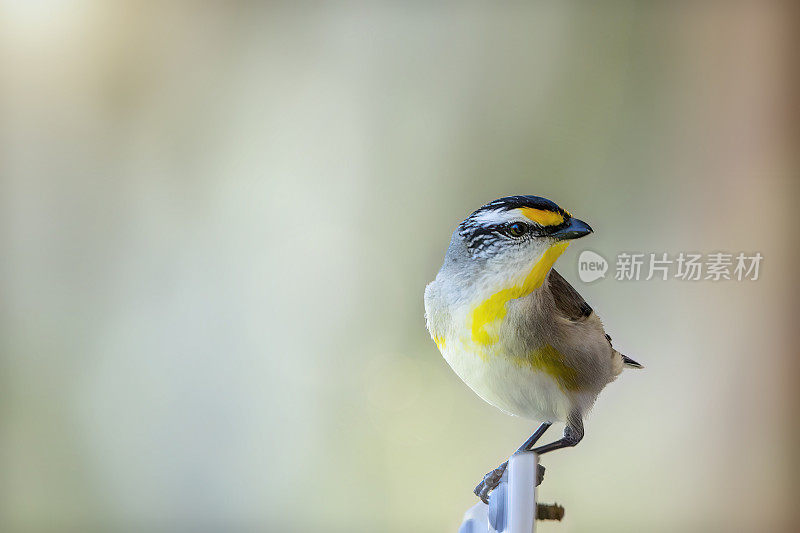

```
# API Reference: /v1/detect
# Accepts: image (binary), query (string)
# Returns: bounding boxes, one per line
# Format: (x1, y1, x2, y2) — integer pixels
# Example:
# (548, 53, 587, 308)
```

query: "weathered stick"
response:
(536, 502, 565, 521)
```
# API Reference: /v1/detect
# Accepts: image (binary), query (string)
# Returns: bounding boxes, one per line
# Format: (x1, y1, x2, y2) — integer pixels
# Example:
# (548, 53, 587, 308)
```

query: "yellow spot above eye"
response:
(512, 344, 579, 392)
(469, 241, 571, 346)
(519, 207, 565, 227)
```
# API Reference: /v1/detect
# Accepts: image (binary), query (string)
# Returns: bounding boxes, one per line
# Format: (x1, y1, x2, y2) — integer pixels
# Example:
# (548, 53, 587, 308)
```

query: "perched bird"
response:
(424, 195, 641, 502)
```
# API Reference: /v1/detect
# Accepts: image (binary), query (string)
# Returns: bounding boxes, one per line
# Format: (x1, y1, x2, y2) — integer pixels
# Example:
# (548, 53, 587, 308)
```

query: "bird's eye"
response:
(506, 222, 527, 237)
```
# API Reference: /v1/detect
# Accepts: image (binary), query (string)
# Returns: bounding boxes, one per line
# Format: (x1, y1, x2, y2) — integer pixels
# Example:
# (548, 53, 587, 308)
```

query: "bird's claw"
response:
(473, 463, 546, 504)
(473, 464, 506, 503)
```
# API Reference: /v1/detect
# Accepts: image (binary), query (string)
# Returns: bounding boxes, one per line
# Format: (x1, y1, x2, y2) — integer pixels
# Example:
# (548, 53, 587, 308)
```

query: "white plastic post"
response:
(506, 452, 537, 533)
(458, 452, 538, 533)
(460, 501, 489, 533)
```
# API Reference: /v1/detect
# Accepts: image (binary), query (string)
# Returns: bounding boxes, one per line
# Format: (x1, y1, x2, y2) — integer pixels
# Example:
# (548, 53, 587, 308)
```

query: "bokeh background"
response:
(1, 2, 798, 532)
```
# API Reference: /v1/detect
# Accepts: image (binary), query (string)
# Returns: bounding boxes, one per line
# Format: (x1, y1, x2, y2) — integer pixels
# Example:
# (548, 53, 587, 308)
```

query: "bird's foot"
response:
(474, 462, 507, 503)
(473, 462, 546, 504)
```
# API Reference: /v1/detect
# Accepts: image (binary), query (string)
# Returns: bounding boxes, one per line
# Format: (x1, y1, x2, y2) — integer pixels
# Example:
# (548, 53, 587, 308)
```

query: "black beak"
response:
(551, 217, 593, 240)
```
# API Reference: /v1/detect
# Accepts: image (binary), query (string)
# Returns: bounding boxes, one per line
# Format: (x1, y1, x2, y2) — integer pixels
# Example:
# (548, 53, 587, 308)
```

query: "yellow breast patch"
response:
(512, 344, 579, 392)
(433, 336, 446, 351)
(469, 241, 571, 346)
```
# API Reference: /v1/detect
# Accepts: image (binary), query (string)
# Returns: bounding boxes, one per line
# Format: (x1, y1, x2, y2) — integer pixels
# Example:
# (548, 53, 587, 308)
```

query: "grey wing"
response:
(549, 269, 644, 369)
(547, 269, 592, 322)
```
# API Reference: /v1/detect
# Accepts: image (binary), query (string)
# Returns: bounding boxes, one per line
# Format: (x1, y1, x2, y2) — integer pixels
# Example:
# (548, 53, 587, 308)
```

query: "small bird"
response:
(424, 195, 641, 502)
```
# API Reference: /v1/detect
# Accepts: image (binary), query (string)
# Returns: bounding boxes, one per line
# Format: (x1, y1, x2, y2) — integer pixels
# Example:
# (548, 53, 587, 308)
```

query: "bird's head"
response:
(448, 195, 592, 288)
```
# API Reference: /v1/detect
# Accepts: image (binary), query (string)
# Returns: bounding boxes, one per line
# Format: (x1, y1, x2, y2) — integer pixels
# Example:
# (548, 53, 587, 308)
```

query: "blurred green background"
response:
(1, 2, 798, 532)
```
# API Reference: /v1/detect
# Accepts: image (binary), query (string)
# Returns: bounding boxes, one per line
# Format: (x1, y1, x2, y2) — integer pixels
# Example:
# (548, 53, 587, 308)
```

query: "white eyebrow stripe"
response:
(470, 209, 510, 225)
(470, 208, 530, 226)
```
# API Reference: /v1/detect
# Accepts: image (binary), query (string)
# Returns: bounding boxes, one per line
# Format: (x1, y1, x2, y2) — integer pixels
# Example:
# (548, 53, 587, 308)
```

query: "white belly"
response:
(441, 342, 573, 422)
